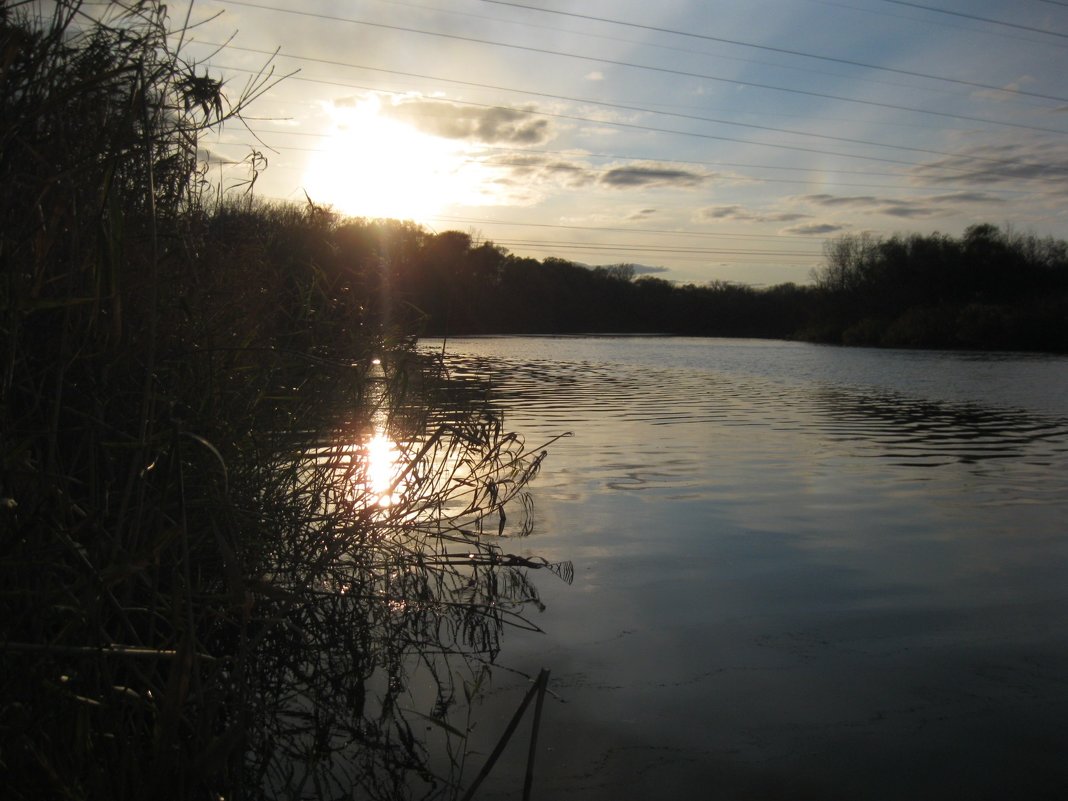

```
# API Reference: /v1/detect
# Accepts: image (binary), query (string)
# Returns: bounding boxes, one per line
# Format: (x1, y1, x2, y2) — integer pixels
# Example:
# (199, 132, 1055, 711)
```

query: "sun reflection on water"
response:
(360, 357, 405, 509)
(365, 431, 402, 508)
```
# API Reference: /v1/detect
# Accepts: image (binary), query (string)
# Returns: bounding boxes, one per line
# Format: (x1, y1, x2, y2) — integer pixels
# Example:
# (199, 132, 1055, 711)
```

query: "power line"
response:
(196, 41, 1063, 178)
(205, 88, 950, 190)
(481, 0, 1068, 104)
(487, 239, 822, 257)
(204, 69, 1004, 187)
(210, 1, 1065, 136)
(231, 130, 1024, 195)
(800, 0, 1068, 49)
(207, 137, 1000, 193)
(184, 3, 1066, 261)
(208, 65, 946, 179)
(200, 45, 1034, 165)
(194, 49, 936, 171)
(241, 198, 834, 253)
(876, 0, 1068, 38)
(426, 215, 828, 243)
(196, 62, 1046, 199)
(484, 241, 823, 265)
(208, 50, 1034, 138)
(383, 0, 1029, 107)
(477, 145, 912, 181)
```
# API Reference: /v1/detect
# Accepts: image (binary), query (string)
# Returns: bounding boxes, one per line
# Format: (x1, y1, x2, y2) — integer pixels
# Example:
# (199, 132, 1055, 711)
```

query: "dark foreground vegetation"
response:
(1, 3, 563, 799)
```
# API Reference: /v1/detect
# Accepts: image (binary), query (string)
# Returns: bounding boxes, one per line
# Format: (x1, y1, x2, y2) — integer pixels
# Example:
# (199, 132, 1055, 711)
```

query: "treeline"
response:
(807, 225, 1068, 351)
(274, 218, 1068, 352)
(198, 216, 814, 340)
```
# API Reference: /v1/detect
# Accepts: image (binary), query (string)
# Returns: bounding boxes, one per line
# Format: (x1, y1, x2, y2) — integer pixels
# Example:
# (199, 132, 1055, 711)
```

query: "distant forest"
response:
(224, 210, 1068, 353)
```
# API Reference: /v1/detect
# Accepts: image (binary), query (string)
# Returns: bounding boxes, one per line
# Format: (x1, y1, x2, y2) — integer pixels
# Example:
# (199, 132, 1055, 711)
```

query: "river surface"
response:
(420, 336, 1068, 801)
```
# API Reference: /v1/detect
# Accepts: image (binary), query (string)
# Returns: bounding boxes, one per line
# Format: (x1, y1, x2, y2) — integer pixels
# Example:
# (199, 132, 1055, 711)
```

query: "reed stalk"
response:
(0, 3, 565, 799)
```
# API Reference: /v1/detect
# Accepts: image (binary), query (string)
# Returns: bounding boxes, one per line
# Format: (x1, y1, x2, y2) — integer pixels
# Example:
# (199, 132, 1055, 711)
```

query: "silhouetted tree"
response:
(806, 226, 1068, 350)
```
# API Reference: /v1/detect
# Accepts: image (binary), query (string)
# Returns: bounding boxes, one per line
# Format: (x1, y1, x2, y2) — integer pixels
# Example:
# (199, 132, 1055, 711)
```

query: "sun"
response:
(302, 96, 483, 222)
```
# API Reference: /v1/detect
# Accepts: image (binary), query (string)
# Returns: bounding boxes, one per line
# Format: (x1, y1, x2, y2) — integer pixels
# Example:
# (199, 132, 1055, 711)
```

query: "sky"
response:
(170, 0, 1068, 286)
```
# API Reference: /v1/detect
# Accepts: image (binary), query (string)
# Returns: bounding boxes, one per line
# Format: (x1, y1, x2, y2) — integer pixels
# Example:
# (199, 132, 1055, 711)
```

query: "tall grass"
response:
(0, 3, 563, 798)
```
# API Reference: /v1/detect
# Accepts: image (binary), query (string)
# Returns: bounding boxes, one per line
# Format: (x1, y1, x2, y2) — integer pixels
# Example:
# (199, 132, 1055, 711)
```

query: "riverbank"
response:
(1, 5, 554, 797)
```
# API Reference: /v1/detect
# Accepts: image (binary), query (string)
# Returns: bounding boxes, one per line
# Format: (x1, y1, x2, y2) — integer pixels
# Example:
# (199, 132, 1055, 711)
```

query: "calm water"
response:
(423, 336, 1068, 801)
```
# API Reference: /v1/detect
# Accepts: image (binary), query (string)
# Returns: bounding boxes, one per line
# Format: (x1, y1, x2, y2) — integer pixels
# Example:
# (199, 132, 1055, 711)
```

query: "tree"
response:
(594, 263, 637, 282)
(813, 232, 878, 293)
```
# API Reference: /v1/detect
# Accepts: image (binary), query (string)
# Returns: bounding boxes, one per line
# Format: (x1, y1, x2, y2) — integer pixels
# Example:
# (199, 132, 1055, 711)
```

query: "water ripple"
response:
(434, 342, 1068, 491)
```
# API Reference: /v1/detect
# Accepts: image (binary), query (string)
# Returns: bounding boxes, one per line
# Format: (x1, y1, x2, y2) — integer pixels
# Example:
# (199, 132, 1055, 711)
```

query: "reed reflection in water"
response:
(240, 354, 570, 800)
(429, 336, 1068, 801)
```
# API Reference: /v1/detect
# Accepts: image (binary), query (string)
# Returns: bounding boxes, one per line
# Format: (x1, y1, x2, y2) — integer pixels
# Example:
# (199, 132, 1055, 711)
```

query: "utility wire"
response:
(200, 45, 1035, 165)
(386, 0, 1054, 107)
(427, 215, 829, 243)
(208, 138, 1002, 193)
(240, 198, 833, 250)
(195, 48, 937, 171)
(210, 1, 1066, 136)
(202, 66, 997, 186)
(482, 0, 1068, 103)
(197, 41, 1064, 177)
(484, 239, 822, 257)
(876, 0, 1068, 38)
(484, 241, 823, 263)
(799, 0, 1068, 48)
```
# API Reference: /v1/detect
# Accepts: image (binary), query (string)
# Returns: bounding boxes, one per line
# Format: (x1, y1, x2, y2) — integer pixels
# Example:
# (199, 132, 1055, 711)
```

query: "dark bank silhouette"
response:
(279, 218, 1067, 352)
(1, 4, 558, 800)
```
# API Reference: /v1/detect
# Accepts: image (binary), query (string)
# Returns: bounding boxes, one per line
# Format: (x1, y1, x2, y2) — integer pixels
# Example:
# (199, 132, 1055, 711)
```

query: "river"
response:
(423, 335, 1068, 801)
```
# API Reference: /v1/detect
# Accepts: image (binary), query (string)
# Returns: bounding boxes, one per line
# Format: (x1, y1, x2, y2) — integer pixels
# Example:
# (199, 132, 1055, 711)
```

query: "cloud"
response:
(487, 155, 707, 190)
(781, 222, 848, 235)
(798, 191, 1005, 219)
(380, 99, 552, 144)
(802, 194, 879, 208)
(926, 191, 1003, 204)
(542, 161, 596, 185)
(479, 154, 707, 193)
(971, 75, 1036, 103)
(701, 205, 745, 220)
(627, 208, 659, 221)
(585, 71, 605, 81)
(699, 205, 807, 223)
(878, 203, 939, 219)
(910, 137, 1068, 195)
(600, 165, 707, 188)
(481, 153, 596, 186)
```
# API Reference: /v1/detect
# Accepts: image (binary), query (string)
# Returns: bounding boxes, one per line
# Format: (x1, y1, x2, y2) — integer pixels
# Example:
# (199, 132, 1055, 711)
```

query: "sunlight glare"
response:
(365, 431, 402, 508)
(303, 96, 486, 222)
